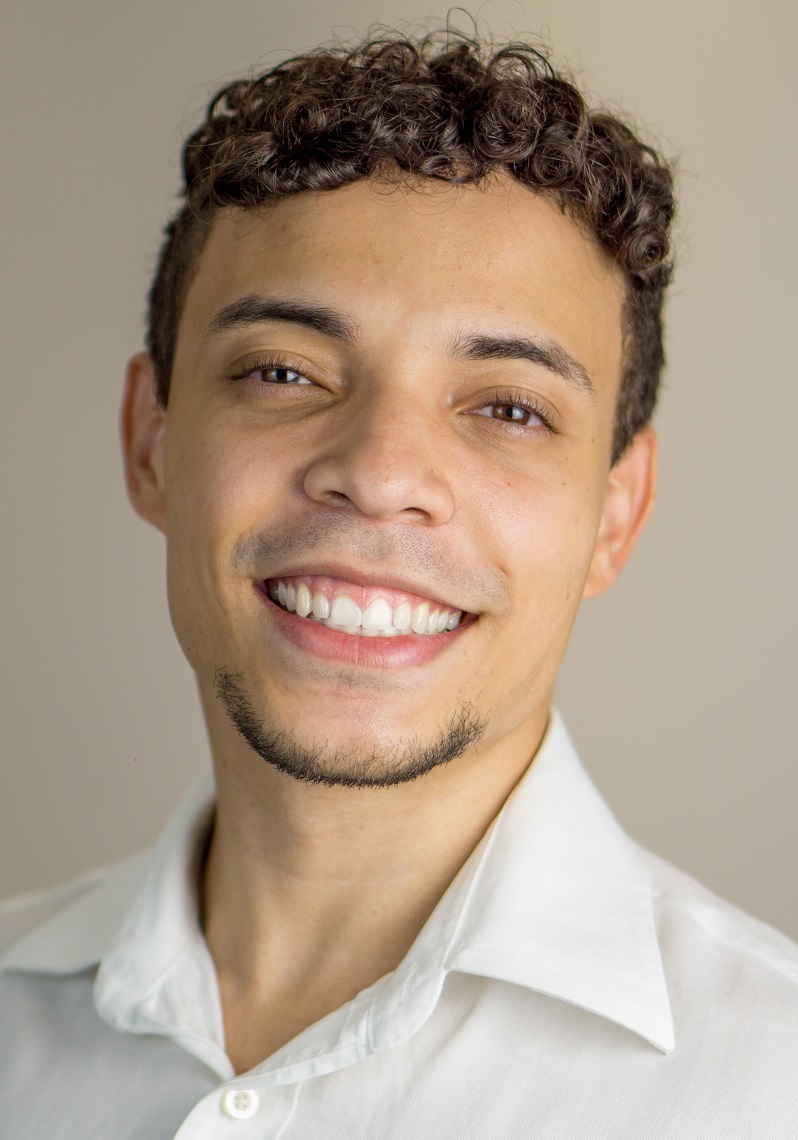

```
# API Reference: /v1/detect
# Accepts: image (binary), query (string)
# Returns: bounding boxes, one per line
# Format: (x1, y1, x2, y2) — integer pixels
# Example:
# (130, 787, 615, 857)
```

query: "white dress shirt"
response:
(2, 713, 797, 1139)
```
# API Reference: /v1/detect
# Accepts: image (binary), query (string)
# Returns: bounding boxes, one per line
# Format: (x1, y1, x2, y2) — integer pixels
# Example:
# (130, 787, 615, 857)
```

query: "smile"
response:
(264, 575, 465, 638)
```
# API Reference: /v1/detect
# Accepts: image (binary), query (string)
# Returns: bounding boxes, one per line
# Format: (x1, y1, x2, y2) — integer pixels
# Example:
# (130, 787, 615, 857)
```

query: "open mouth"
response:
(264, 575, 465, 638)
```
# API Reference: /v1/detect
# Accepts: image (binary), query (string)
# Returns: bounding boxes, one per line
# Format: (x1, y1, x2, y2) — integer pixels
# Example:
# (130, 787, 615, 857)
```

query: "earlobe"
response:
(582, 428, 658, 599)
(120, 352, 168, 533)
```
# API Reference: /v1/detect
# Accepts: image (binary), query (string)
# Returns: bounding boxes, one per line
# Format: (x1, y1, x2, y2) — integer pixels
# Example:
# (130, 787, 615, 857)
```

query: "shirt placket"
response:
(173, 1079, 299, 1139)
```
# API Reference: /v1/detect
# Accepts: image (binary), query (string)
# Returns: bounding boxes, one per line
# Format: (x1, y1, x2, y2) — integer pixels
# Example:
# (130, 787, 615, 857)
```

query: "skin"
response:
(122, 174, 656, 1072)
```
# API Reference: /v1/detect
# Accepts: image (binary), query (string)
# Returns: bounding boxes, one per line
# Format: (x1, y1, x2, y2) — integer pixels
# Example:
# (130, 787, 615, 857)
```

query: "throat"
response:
(216, 949, 394, 1073)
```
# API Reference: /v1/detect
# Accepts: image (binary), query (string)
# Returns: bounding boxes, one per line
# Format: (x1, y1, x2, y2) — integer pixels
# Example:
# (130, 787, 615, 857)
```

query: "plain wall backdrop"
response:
(2, 0, 796, 937)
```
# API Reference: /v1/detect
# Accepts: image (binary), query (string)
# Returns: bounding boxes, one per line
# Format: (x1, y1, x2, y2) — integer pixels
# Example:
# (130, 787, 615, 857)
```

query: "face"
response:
(124, 175, 654, 789)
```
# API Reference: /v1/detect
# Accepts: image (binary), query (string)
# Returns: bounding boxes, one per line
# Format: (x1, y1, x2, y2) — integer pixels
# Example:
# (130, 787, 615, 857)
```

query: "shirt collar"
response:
(441, 712, 674, 1051)
(0, 773, 229, 1074)
(0, 712, 674, 1065)
(0, 774, 215, 978)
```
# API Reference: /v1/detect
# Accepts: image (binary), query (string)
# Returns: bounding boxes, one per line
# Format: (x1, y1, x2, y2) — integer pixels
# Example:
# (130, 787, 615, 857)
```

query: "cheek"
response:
(161, 427, 287, 663)
(166, 425, 286, 549)
(463, 460, 605, 732)
(476, 462, 603, 617)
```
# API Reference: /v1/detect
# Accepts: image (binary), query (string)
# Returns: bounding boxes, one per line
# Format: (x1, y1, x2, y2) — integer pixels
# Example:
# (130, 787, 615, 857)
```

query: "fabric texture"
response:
(2, 713, 797, 1139)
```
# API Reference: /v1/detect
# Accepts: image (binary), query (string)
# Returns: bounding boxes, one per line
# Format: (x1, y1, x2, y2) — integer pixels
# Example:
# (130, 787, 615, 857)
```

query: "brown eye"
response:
(492, 404, 534, 424)
(257, 366, 311, 385)
(473, 399, 545, 427)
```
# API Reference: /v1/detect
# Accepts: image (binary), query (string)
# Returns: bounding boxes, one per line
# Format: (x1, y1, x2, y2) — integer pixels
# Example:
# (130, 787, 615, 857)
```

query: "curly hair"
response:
(147, 30, 675, 462)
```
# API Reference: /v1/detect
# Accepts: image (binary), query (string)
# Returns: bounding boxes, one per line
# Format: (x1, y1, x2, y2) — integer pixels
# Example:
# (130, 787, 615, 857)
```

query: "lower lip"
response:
(255, 583, 471, 668)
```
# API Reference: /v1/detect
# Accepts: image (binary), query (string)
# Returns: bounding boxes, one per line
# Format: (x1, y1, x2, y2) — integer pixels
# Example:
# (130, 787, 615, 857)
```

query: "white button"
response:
(221, 1088, 260, 1119)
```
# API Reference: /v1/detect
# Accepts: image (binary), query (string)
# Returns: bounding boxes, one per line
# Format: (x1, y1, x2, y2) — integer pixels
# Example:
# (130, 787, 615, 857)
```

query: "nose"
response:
(302, 392, 456, 525)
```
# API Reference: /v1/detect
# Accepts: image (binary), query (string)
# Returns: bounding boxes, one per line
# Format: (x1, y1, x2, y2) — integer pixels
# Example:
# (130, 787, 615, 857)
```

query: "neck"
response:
(200, 698, 549, 1071)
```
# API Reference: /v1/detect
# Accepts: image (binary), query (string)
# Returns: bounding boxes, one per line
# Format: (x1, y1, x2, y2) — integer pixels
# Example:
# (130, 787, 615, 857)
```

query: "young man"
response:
(2, 30, 796, 1139)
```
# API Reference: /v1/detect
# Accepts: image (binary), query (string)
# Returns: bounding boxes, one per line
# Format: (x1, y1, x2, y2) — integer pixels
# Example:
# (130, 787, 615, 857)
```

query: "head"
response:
(123, 29, 675, 790)
(149, 31, 674, 465)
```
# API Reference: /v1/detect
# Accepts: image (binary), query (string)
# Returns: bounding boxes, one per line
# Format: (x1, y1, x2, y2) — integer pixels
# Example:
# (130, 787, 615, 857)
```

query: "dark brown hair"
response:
(147, 30, 675, 462)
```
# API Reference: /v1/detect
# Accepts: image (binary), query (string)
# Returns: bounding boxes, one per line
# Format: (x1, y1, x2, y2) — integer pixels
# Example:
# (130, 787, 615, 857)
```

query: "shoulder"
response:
(0, 874, 102, 956)
(0, 854, 145, 968)
(640, 845, 798, 1021)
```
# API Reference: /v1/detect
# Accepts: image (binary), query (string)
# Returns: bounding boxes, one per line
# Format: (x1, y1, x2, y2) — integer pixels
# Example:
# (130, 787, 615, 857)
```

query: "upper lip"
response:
(260, 561, 471, 614)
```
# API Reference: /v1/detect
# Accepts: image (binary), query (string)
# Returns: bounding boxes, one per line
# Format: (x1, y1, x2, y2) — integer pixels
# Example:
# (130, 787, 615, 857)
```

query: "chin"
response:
(213, 666, 486, 789)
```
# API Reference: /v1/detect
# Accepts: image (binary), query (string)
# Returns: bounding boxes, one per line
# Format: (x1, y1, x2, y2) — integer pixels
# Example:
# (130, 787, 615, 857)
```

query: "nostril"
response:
(321, 490, 353, 507)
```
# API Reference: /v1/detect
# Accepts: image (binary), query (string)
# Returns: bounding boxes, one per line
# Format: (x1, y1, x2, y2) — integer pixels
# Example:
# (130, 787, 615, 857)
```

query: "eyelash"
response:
(228, 354, 312, 387)
(228, 359, 557, 433)
(480, 389, 557, 433)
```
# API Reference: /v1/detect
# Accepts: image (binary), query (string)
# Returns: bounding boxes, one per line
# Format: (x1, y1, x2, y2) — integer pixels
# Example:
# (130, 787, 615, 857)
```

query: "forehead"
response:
(180, 176, 625, 392)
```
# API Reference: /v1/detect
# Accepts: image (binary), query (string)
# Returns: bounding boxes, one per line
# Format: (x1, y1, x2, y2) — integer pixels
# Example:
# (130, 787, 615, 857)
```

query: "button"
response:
(221, 1088, 260, 1119)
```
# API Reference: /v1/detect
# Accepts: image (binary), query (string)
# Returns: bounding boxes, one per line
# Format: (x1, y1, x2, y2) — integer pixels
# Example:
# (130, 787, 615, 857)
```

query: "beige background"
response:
(1, 0, 796, 937)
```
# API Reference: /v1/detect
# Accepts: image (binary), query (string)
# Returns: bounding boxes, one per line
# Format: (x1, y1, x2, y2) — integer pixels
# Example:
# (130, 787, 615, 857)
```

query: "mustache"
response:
(231, 514, 507, 610)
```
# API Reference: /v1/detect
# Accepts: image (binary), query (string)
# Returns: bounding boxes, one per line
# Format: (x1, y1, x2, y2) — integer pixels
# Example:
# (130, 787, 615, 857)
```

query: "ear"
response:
(582, 428, 657, 599)
(120, 352, 167, 534)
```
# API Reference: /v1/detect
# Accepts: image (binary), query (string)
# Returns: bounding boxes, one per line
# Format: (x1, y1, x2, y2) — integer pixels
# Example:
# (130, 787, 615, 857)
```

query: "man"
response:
(1, 28, 796, 1139)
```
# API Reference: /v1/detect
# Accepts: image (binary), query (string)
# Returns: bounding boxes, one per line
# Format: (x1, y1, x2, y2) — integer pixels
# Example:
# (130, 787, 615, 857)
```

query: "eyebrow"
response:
(205, 293, 595, 396)
(205, 295, 359, 343)
(451, 333, 595, 397)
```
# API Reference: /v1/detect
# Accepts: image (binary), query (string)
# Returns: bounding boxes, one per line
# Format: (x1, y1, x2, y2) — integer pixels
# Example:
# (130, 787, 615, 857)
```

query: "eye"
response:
(480, 402, 542, 425)
(471, 390, 553, 431)
(227, 357, 320, 392)
(248, 364, 313, 385)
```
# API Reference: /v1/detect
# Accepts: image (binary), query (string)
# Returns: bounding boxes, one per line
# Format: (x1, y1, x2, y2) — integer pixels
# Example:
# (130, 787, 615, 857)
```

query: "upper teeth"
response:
(269, 580, 463, 636)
